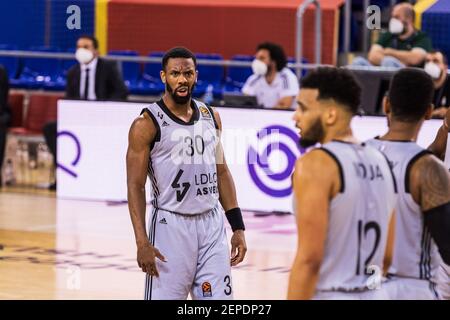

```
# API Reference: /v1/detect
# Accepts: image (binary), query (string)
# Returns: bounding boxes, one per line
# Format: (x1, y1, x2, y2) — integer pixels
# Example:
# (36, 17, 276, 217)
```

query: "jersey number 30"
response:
(184, 136, 205, 156)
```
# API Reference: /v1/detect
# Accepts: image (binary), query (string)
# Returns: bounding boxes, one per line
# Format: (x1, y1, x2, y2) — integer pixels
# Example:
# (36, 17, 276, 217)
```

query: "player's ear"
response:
(325, 106, 338, 126)
(424, 103, 434, 120)
(160, 70, 166, 84)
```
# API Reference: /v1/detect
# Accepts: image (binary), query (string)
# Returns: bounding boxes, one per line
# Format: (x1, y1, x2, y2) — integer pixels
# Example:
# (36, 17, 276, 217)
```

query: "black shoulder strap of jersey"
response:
(204, 103, 219, 130)
(379, 150, 398, 194)
(318, 147, 345, 193)
(140, 107, 161, 150)
(405, 149, 432, 193)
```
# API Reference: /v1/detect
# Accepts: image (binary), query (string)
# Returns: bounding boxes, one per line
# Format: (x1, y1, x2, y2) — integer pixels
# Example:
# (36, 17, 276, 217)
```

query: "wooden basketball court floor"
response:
(0, 189, 296, 300)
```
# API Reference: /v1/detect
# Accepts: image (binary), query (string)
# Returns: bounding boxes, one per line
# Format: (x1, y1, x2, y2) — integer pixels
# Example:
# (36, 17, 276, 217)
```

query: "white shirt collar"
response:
(80, 57, 98, 71)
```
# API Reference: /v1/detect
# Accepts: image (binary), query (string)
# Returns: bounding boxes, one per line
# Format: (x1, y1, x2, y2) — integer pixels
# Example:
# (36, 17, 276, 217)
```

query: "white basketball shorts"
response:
(143, 205, 233, 300)
(382, 276, 440, 300)
(436, 263, 450, 300)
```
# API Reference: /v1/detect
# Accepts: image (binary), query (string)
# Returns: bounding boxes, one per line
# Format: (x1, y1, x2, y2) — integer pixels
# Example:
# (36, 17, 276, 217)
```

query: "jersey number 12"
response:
(356, 220, 381, 275)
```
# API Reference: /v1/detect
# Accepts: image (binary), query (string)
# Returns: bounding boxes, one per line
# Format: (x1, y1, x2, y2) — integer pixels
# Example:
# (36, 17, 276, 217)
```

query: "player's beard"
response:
(299, 117, 325, 148)
(166, 82, 195, 105)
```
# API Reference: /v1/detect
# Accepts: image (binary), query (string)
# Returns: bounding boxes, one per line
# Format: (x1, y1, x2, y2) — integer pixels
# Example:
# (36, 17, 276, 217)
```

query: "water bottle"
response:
(203, 84, 214, 105)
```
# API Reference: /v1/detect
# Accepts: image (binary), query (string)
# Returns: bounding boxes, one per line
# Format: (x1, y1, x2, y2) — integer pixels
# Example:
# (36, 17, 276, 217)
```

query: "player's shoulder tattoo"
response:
(417, 154, 450, 211)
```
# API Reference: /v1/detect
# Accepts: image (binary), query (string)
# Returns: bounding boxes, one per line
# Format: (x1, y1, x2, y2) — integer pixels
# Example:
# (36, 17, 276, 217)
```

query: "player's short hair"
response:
(257, 42, 287, 71)
(388, 68, 434, 122)
(300, 67, 361, 115)
(162, 47, 197, 70)
(78, 35, 98, 49)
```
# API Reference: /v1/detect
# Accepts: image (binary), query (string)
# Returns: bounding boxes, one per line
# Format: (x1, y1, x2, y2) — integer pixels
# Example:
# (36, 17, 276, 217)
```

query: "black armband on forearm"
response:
(225, 207, 245, 232)
(424, 202, 450, 265)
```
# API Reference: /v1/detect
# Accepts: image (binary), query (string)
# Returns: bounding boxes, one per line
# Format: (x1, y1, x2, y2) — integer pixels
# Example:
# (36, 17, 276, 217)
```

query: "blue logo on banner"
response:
(57, 131, 81, 178)
(247, 125, 305, 197)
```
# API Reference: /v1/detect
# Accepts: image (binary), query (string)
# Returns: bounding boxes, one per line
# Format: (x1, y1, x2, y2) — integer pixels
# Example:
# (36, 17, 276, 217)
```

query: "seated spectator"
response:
(65, 35, 128, 100)
(352, 2, 432, 68)
(43, 34, 128, 190)
(0, 65, 10, 187)
(424, 51, 450, 118)
(242, 42, 299, 110)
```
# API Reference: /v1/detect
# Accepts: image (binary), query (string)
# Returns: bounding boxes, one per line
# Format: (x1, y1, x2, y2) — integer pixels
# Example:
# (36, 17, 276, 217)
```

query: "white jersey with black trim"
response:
(366, 138, 442, 283)
(142, 99, 220, 215)
(314, 141, 397, 292)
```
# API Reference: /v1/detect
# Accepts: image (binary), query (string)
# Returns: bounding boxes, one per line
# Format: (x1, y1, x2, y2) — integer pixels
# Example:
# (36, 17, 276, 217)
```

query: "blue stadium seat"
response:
(194, 53, 224, 99)
(0, 44, 19, 79)
(61, 48, 78, 75)
(224, 55, 253, 93)
(143, 51, 164, 82)
(136, 52, 165, 96)
(422, 1, 450, 66)
(10, 46, 61, 89)
(43, 48, 77, 91)
(288, 57, 309, 78)
(108, 50, 141, 94)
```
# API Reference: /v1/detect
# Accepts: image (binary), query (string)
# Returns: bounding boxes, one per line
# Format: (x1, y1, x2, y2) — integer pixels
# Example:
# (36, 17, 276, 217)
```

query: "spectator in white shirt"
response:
(242, 42, 299, 110)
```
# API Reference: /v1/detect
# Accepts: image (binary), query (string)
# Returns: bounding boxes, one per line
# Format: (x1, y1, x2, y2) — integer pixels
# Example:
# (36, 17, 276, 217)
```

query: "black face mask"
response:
(298, 117, 325, 148)
(165, 81, 195, 105)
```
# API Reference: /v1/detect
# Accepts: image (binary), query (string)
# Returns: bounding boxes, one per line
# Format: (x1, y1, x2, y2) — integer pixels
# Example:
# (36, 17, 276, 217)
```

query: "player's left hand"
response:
(230, 230, 247, 266)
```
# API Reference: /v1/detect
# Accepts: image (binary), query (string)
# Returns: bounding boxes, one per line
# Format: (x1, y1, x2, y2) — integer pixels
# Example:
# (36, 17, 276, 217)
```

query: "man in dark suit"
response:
(43, 35, 128, 189)
(65, 35, 128, 100)
(0, 65, 11, 187)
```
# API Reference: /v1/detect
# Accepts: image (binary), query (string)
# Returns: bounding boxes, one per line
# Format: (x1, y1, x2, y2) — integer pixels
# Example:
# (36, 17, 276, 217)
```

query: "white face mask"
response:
(252, 59, 268, 76)
(75, 48, 94, 64)
(389, 18, 404, 35)
(424, 62, 442, 80)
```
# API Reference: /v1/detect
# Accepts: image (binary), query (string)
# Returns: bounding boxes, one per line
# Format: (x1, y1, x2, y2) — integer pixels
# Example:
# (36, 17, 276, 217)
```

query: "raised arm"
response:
(428, 108, 450, 160)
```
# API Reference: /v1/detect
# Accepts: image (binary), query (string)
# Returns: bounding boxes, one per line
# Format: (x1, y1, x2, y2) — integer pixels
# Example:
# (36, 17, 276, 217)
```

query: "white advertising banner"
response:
(58, 100, 443, 212)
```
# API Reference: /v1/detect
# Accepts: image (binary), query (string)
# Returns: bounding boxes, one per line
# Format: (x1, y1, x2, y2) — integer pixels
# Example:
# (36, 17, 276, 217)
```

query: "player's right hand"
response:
(137, 243, 166, 277)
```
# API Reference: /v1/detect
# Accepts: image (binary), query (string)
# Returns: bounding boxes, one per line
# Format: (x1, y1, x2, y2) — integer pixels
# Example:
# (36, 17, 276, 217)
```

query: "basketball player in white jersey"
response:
(288, 67, 397, 300)
(126, 47, 247, 300)
(366, 68, 450, 299)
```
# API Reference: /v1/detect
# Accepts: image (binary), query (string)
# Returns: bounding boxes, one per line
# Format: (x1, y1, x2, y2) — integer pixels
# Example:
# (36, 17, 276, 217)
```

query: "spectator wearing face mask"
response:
(351, 2, 432, 68)
(42, 35, 128, 190)
(424, 51, 450, 119)
(242, 42, 299, 110)
(66, 35, 128, 100)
